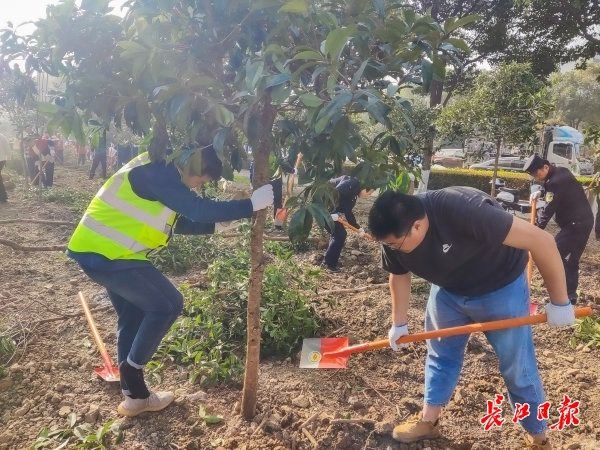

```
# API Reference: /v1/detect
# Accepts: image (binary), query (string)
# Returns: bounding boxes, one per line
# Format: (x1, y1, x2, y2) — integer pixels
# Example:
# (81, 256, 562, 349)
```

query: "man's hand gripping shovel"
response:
(300, 307, 593, 368)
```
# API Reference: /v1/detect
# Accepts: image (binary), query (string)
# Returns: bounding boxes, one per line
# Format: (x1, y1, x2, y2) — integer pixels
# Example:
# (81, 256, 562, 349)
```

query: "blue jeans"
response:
(424, 273, 546, 435)
(82, 265, 183, 367)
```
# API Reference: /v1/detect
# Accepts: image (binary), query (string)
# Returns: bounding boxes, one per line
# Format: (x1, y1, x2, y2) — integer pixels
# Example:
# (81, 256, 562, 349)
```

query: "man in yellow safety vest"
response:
(67, 145, 273, 417)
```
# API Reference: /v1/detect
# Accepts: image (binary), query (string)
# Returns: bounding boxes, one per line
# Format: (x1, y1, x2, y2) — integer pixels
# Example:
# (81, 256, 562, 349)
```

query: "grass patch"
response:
(0, 330, 16, 379)
(150, 234, 223, 275)
(149, 242, 321, 385)
(25, 187, 93, 216)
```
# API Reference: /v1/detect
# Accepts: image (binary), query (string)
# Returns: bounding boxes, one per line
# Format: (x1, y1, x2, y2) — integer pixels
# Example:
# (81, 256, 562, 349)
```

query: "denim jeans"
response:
(424, 273, 546, 435)
(82, 265, 183, 367)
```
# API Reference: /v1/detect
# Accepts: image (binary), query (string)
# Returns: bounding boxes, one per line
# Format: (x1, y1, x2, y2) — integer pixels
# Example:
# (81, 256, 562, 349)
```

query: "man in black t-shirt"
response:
(368, 187, 575, 449)
(524, 154, 593, 304)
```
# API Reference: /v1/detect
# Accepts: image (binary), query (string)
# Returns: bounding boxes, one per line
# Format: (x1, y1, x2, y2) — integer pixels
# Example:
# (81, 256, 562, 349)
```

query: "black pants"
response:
(0, 161, 7, 202)
(555, 221, 593, 300)
(272, 177, 283, 218)
(77, 154, 86, 166)
(26, 157, 37, 180)
(90, 153, 107, 178)
(43, 162, 54, 187)
(324, 221, 347, 268)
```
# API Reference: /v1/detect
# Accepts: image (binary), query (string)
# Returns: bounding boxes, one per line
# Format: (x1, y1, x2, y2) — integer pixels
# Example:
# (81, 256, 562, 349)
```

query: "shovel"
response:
(78, 292, 120, 382)
(300, 306, 593, 369)
(274, 153, 304, 226)
(335, 216, 374, 241)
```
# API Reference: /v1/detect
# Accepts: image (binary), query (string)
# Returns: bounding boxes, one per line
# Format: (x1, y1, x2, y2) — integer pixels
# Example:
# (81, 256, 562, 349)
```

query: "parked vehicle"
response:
(538, 125, 593, 175)
(469, 156, 527, 172)
(492, 179, 531, 214)
(432, 148, 465, 168)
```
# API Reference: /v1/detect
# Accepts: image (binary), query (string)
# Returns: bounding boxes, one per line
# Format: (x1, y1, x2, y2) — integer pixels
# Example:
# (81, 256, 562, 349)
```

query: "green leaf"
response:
(67, 412, 77, 428)
(306, 202, 333, 231)
(324, 26, 356, 62)
(351, 59, 370, 89)
(314, 91, 353, 133)
(421, 58, 433, 92)
(204, 414, 224, 425)
(299, 93, 323, 107)
(279, 0, 308, 14)
(445, 37, 470, 53)
(292, 50, 323, 61)
(246, 60, 265, 91)
(214, 105, 234, 126)
(444, 14, 481, 34)
(288, 207, 313, 242)
(265, 73, 291, 88)
(36, 102, 59, 115)
(431, 53, 446, 81)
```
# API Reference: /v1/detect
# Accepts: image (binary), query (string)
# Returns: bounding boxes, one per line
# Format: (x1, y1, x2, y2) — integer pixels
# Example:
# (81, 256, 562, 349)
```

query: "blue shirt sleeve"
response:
(129, 162, 254, 224)
(174, 216, 216, 235)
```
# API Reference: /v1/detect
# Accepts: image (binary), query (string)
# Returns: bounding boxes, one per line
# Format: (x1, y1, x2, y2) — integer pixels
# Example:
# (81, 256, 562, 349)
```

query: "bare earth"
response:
(0, 163, 599, 450)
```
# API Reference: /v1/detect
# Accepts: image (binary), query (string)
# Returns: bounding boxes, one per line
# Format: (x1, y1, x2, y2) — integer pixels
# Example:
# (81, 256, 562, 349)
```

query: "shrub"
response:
(151, 243, 321, 384)
(150, 234, 223, 275)
(570, 316, 600, 349)
(30, 415, 122, 449)
(429, 168, 593, 198)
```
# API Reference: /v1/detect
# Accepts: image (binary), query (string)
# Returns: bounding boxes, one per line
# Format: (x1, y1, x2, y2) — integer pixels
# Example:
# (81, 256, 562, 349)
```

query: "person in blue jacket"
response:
(67, 145, 273, 417)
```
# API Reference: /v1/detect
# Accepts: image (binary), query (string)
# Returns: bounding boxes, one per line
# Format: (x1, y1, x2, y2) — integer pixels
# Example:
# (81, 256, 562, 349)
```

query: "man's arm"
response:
(389, 272, 411, 325)
(174, 216, 216, 235)
(503, 216, 568, 304)
(536, 195, 557, 229)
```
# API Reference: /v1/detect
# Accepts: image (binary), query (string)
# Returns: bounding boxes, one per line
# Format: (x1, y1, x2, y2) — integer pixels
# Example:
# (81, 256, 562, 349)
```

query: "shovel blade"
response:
(275, 208, 289, 222)
(529, 303, 538, 316)
(299, 337, 350, 369)
(94, 365, 120, 383)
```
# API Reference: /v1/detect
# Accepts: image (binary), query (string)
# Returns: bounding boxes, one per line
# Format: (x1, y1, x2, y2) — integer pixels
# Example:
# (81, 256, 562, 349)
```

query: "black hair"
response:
(368, 191, 426, 239)
(200, 145, 223, 180)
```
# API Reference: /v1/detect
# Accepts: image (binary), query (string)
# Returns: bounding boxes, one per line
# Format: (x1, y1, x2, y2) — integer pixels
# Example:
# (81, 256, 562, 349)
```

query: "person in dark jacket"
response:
(67, 145, 274, 418)
(524, 154, 593, 304)
(89, 130, 108, 179)
(321, 175, 374, 272)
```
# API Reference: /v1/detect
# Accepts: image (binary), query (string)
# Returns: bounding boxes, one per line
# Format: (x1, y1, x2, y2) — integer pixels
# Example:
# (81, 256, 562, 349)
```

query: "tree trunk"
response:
(491, 136, 502, 197)
(241, 99, 277, 420)
(417, 78, 444, 194)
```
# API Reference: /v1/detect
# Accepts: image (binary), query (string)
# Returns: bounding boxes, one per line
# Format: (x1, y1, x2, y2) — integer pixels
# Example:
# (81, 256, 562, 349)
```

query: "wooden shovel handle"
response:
(336, 217, 374, 241)
(329, 307, 593, 357)
(78, 292, 115, 369)
(527, 198, 537, 286)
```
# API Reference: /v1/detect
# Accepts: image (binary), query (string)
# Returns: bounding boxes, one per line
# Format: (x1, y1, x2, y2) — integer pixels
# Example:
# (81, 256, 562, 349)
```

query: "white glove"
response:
(250, 184, 274, 211)
(530, 190, 542, 202)
(546, 302, 575, 327)
(388, 323, 409, 351)
(292, 168, 298, 175)
(331, 213, 339, 222)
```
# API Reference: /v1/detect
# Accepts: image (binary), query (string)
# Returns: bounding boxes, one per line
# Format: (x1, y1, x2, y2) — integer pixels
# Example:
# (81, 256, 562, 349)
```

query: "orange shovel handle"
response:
(326, 307, 593, 358)
(527, 199, 537, 287)
(78, 292, 116, 371)
(336, 217, 374, 241)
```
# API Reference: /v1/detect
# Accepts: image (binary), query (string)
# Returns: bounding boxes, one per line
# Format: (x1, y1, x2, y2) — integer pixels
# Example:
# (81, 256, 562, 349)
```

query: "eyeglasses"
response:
(382, 231, 410, 252)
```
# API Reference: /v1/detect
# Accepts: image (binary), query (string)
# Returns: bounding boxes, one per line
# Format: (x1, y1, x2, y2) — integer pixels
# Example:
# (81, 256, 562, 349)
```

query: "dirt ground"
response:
(0, 162, 599, 450)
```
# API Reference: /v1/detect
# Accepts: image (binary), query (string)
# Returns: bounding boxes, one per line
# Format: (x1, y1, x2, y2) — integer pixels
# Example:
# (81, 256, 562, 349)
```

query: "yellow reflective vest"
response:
(68, 153, 177, 260)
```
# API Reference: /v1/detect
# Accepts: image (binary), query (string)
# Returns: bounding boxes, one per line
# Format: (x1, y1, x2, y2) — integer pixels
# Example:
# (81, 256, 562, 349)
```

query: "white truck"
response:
(540, 125, 593, 175)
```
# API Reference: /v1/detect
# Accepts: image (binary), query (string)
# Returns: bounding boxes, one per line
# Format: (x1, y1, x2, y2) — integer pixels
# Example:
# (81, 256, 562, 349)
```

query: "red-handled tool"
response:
(300, 307, 593, 369)
(78, 292, 120, 382)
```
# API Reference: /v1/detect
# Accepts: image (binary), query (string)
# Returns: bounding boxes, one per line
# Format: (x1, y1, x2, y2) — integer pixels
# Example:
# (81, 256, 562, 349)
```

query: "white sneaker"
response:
(117, 391, 175, 417)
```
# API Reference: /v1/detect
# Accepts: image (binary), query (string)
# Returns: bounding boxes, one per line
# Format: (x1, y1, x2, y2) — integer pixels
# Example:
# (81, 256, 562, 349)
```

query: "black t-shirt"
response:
(381, 187, 527, 296)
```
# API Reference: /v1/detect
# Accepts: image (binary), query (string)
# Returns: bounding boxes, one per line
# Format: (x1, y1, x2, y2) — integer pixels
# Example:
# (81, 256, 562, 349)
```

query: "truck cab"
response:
(541, 125, 593, 175)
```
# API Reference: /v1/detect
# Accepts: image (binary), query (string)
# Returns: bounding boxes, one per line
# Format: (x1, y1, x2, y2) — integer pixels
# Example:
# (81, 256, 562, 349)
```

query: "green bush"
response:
(570, 316, 600, 349)
(429, 168, 593, 197)
(30, 415, 122, 449)
(150, 234, 223, 275)
(151, 244, 321, 384)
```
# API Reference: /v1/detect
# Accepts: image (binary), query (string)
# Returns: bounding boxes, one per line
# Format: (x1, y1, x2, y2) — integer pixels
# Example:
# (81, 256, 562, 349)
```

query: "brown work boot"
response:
(524, 434, 552, 449)
(117, 391, 174, 417)
(392, 414, 441, 443)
